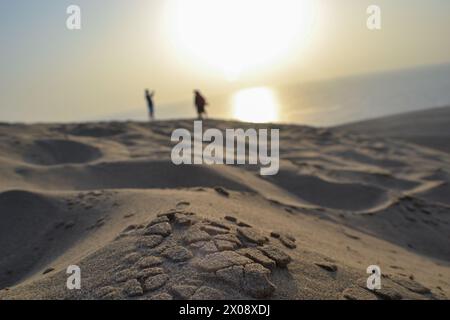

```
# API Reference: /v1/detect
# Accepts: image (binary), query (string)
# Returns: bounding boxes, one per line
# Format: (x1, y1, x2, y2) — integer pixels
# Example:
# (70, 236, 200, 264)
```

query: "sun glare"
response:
(232, 87, 279, 123)
(168, 0, 315, 80)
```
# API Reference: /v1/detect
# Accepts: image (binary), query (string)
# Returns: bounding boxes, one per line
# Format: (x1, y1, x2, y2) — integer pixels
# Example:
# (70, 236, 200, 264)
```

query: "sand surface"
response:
(338, 105, 450, 153)
(0, 116, 449, 300)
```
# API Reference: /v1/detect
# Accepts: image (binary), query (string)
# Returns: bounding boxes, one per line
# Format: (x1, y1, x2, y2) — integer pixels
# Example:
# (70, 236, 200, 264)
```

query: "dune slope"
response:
(337, 105, 450, 153)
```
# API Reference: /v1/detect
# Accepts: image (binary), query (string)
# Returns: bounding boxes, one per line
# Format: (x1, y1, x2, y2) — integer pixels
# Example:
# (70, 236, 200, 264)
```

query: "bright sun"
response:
(168, 0, 315, 80)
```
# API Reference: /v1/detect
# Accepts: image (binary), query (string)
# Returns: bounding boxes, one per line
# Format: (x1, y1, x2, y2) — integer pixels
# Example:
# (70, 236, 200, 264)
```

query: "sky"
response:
(1, 0, 450, 122)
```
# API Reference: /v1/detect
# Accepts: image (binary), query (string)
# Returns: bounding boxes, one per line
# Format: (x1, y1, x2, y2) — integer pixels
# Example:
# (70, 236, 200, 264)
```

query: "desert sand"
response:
(0, 111, 449, 300)
(339, 105, 450, 153)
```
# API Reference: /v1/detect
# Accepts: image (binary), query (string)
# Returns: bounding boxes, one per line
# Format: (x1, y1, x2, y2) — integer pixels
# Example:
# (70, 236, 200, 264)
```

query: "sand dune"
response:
(338, 105, 450, 153)
(265, 169, 389, 212)
(24, 139, 103, 166)
(0, 116, 449, 300)
(13, 160, 253, 192)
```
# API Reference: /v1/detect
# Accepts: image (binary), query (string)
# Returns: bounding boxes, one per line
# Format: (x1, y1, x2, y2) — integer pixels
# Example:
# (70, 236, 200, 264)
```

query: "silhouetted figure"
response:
(194, 90, 208, 120)
(145, 89, 155, 120)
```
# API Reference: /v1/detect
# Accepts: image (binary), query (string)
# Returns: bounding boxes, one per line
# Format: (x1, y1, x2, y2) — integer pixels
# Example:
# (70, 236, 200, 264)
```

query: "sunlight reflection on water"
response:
(232, 87, 280, 123)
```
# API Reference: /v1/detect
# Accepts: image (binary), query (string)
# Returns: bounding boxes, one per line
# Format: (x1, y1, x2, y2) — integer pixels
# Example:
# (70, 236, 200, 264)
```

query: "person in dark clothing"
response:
(145, 89, 155, 121)
(194, 90, 208, 120)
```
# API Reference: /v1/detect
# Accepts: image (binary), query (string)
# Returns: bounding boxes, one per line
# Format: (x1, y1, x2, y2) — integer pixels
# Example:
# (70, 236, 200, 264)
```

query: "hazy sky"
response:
(1, 0, 450, 122)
